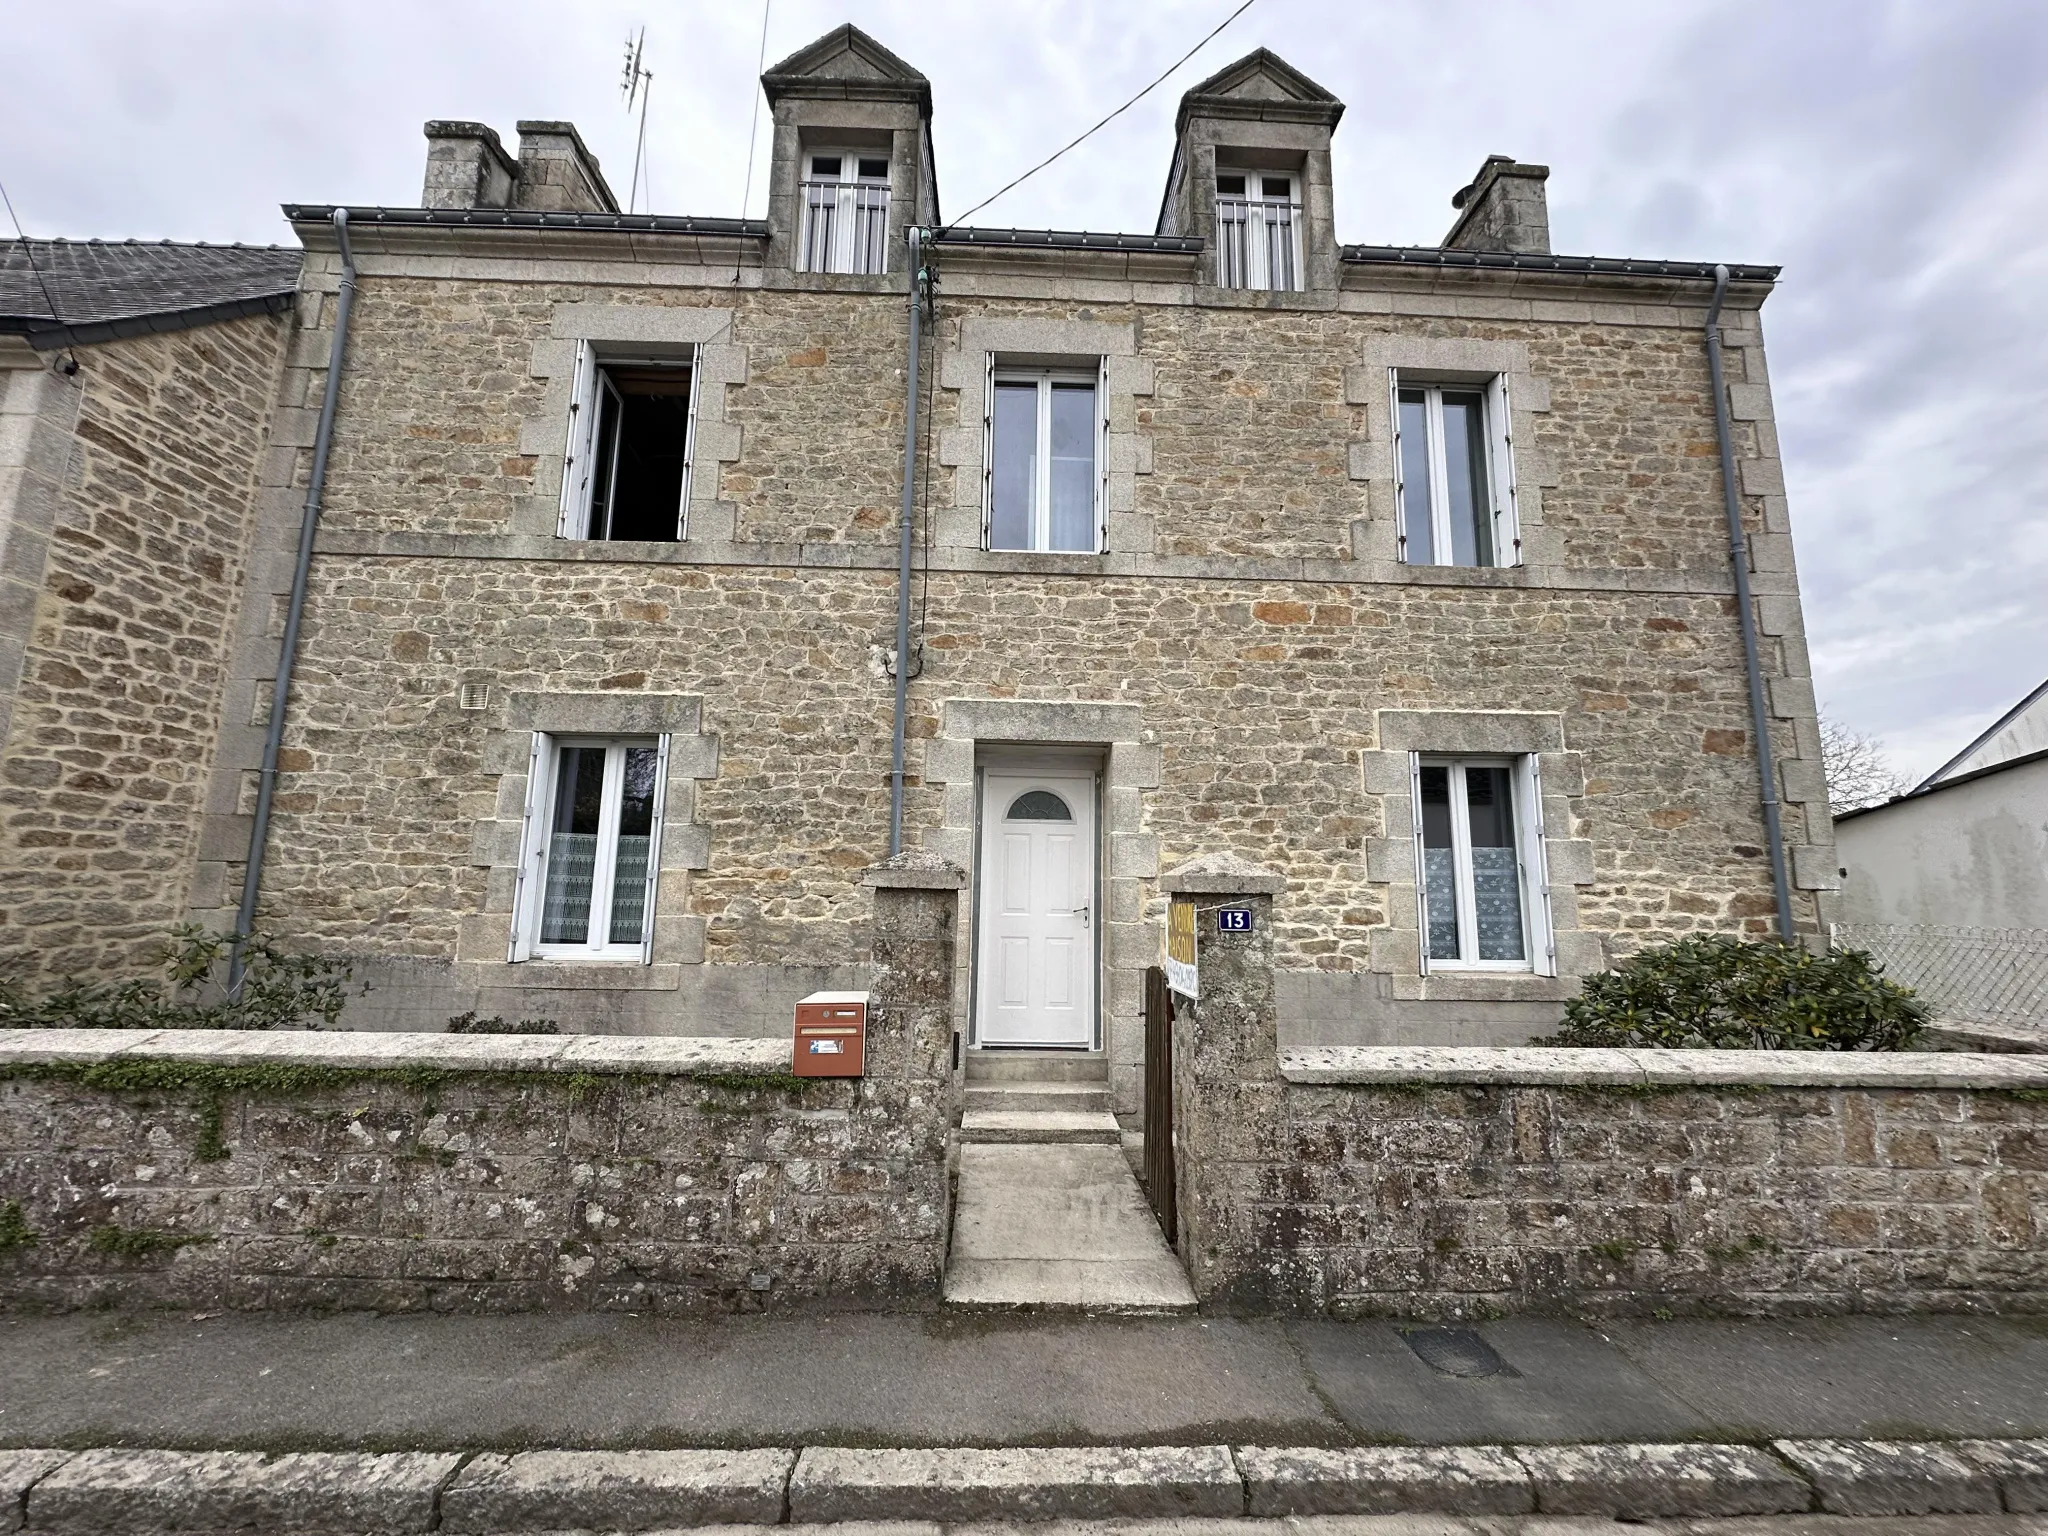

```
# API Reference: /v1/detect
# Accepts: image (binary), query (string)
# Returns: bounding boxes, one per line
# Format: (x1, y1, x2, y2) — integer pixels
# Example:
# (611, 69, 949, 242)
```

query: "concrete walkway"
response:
(944, 1144, 1197, 1310)
(2, 1310, 2042, 1452)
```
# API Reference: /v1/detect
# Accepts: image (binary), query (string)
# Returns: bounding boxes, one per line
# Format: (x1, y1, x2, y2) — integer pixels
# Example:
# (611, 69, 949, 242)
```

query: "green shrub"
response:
(0, 926, 359, 1032)
(1544, 934, 1927, 1051)
(446, 1011, 560, 1035)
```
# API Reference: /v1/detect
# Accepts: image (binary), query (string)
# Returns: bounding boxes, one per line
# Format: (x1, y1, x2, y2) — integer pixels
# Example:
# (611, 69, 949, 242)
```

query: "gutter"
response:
(887, 227, 927, 855)
(1705, 263, 1796, 944)
(231, 209, 356, 984)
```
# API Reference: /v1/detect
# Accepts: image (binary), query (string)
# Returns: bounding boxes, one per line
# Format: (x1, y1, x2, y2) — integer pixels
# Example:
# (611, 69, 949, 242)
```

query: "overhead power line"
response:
(943, 0, 1261, 231)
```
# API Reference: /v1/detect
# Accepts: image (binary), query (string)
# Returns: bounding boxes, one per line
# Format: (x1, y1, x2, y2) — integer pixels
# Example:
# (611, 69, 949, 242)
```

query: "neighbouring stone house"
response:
(3, 26, 1837, 1120)
(0, 239, 301, 978)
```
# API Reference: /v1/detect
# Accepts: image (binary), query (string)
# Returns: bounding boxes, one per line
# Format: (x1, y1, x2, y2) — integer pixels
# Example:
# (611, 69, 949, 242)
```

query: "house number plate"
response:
(1218, 907, 1254, 932)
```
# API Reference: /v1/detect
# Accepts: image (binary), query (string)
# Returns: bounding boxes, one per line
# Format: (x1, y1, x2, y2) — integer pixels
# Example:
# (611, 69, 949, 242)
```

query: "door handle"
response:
(1070, 903, 1090, 928)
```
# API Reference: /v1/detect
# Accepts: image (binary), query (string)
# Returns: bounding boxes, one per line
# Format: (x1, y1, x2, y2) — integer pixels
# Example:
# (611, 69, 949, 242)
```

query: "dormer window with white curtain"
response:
(558, 342, 697, 541)
(511, 736, 667, 963)
(985, 363, 1106, 554)
(1393, 375, 1520, 567)
(1215, 172, 1301, 291)
(801, 151, 889, 274)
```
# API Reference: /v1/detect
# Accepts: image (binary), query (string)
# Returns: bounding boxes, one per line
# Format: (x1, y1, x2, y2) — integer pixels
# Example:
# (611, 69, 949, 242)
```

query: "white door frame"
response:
(969, 748, 1103, 1050)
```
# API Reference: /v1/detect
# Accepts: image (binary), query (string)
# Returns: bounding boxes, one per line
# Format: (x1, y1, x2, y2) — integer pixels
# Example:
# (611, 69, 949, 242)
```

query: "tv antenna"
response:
(621, 28, 654, 213)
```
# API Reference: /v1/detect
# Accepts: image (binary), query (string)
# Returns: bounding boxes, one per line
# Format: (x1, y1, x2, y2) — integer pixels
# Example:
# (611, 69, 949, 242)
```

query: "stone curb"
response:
(21, 1448, 463, 1534)
(787, 1447, 1243, 1523)
(439, 1449, 796, 1532)
(2, 1436, 2043, 1528)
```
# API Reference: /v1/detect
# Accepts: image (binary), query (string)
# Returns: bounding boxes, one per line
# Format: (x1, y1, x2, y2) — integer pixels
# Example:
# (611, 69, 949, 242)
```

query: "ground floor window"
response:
(1413, 754, 1550, 972)
(512, 735, 666, 961)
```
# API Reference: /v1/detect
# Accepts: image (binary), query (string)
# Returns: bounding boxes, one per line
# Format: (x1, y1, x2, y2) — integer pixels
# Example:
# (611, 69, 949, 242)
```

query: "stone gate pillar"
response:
(1160, 853, 1286, 1305)
(857, 850, 966, 1295)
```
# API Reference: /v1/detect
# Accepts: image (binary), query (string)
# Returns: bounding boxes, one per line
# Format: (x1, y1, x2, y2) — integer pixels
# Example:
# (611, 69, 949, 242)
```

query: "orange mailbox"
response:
(793, 990, 869, 1077)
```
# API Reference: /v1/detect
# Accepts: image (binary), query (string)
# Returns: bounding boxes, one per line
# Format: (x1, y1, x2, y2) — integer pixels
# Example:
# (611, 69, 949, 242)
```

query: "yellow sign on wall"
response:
(1165, 899, 1197, 999)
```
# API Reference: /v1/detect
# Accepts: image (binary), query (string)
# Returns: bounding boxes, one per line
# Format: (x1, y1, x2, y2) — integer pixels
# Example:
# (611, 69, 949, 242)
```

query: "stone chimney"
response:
(1443, 155, 1551, 255)
(511, 121, 619, 214)
(421, 122, 518, 210)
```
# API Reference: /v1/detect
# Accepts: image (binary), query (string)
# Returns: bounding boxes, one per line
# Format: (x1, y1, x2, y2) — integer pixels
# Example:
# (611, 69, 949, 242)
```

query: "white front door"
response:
(976, 770, 1096, 1047)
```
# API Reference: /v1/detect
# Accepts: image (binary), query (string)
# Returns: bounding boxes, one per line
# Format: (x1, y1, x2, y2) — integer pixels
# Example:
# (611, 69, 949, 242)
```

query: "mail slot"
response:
(793, 990, 869, 1078)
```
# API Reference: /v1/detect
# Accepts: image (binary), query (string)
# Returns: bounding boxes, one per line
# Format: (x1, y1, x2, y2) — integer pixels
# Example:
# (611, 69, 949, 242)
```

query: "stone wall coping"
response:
(0, 1028, 793, 1077)
(863, 852, 969, 890)
(1278, 1044, 2048, 1091)
(1160, 853, 1287, 895)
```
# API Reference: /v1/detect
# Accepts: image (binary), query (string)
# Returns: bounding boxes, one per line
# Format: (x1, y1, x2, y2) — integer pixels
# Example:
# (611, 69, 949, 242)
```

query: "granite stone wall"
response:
(0, 312, 292, 983)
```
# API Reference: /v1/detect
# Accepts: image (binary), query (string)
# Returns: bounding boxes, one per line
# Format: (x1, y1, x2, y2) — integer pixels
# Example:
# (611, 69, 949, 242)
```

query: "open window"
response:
(1215, 171, 1302, 292)
(1392, 373, 1519, 568)
(1410, 754, 1554, 975)
(801, 150, 890, 275)
(510, 735, 668, 963)
(558, 342, 697, 542)
(984, 361, 1107, 554)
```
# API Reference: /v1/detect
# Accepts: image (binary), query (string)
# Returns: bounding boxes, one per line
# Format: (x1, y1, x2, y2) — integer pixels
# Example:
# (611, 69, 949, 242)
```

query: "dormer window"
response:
(1215, 172, 1301, 292)
(801, 151, 889, 274)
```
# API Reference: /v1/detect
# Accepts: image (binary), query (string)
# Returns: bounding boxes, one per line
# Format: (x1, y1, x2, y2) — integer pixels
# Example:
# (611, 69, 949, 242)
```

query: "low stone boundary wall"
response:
(0, 1026, 946, 1314)
(1166, 876, 2048, 1320)
(0, 1438, 2043, 1528)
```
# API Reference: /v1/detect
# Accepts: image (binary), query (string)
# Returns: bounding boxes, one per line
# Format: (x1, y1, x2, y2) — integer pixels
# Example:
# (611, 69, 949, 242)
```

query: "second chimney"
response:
(1443, 155, 1551, 255)
(422, 122, 518, 210)
(511, 122, 619, 214)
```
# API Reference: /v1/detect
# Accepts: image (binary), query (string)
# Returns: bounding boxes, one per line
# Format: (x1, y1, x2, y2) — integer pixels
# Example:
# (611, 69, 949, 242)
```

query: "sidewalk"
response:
(2, 1308, 2043, 1451)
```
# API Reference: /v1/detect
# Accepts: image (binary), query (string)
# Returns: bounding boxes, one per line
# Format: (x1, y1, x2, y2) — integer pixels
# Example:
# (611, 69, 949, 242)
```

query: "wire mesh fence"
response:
(1831, 922, 2048, 1031)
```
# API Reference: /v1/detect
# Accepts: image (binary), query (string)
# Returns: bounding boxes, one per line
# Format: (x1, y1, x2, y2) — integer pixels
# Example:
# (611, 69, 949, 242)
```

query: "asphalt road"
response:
(1, 1309, 2043, 1451)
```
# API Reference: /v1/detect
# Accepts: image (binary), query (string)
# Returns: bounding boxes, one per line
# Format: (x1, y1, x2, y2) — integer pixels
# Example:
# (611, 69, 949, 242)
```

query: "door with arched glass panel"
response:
(975, 771, 1096, 1046)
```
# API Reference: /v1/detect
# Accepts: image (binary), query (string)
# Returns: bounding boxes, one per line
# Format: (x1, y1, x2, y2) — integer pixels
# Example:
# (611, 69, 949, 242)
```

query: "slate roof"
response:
(0, 238, 302, 349)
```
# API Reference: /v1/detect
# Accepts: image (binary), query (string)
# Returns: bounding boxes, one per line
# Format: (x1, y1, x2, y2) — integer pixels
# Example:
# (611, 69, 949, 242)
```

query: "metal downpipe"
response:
(231, 208, 357, 983)
(888, 226, 925, 855)
(1705, 263, 1796, 944)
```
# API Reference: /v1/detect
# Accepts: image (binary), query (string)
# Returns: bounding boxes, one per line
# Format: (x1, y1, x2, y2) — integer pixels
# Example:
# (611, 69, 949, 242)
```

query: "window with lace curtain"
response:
(1413, 755, 1552, 973)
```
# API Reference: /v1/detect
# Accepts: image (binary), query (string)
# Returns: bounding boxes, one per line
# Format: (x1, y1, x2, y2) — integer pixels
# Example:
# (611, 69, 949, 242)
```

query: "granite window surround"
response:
(935, 317, 1157, 561)
(515, 304, 747, 544)
(460, 691, 717, 990)
(1362, 709, 1600, 1002)
(1345, 335, 1558, 584)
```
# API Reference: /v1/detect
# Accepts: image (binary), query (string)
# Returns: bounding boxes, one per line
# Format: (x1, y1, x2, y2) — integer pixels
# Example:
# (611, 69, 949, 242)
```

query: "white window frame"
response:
(1390, 372, 1520, 568)
(557, 341, 700, 541)
(1214, 170, 1303, 293)
(1410, 752, 1554, 976)
(800, 148, 890, 275)
(509, 732, 669, 964)
(982, 363, 1107, 554)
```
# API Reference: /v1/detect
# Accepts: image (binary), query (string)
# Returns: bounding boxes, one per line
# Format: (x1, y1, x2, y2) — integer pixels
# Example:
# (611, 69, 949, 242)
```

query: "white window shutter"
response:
(1488, 372, 1521, 567)
(678, 345, 702, 539)
(558, 341, 598, 538)
(1097, 355, 1111, 553)
(1524, 753, 1557, 976)
(508, 732, 550, 961)
(640, 733, 670, 964)
(1408, 749, 1430, 976)
(980, 350, 996, 550)
(1389, 369, 1408, 563)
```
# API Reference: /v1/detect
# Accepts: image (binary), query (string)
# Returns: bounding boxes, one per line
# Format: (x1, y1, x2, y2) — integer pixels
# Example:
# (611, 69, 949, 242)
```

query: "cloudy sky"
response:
(6, 0, 2045, 782)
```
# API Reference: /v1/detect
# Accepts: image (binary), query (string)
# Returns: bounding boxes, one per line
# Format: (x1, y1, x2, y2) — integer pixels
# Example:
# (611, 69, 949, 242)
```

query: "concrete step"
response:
(962, 1082, 1113, 1115)
(964, 1052, 1108, 1084)
(958, 1109, 1122, 1145)
(943, 1143, 1195, 1312)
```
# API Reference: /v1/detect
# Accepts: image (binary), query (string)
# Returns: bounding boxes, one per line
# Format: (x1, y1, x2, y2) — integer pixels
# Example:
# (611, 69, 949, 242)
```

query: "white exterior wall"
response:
(1836, 755, 2048, 929)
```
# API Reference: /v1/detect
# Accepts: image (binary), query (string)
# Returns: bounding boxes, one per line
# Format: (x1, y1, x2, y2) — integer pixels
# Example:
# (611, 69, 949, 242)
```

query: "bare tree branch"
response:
(1821, 712, 1910, 813)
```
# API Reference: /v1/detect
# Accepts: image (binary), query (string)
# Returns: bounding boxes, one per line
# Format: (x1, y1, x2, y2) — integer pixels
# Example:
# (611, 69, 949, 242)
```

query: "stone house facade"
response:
(0, 240, 301, 979)
(4, 27, 1836, 1120)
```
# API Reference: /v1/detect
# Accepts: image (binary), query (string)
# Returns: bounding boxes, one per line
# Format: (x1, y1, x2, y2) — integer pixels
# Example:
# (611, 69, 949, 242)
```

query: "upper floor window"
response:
(1413, 755, 1551, 974)
(559, 341, 695, 542)
(802, 152, 889, 275)
(511, 735, 667, 963)
(986, 366, 1104, 554)
(1394, 376, 1518, 568)
(1215, 172, 1301, 292)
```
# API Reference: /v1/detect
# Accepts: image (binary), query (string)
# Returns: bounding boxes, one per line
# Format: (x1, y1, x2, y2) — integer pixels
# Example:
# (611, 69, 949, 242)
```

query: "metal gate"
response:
(1142, 964, 1176, 1245)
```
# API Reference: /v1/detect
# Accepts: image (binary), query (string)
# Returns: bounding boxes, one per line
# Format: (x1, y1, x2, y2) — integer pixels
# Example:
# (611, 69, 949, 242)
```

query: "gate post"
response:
(859, 850, 967, 1295)
(1159, 853, 1286, 1305)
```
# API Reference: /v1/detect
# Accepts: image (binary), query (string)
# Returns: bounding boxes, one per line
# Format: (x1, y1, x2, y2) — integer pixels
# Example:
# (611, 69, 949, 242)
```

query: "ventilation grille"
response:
(457, 683, 492, 711)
